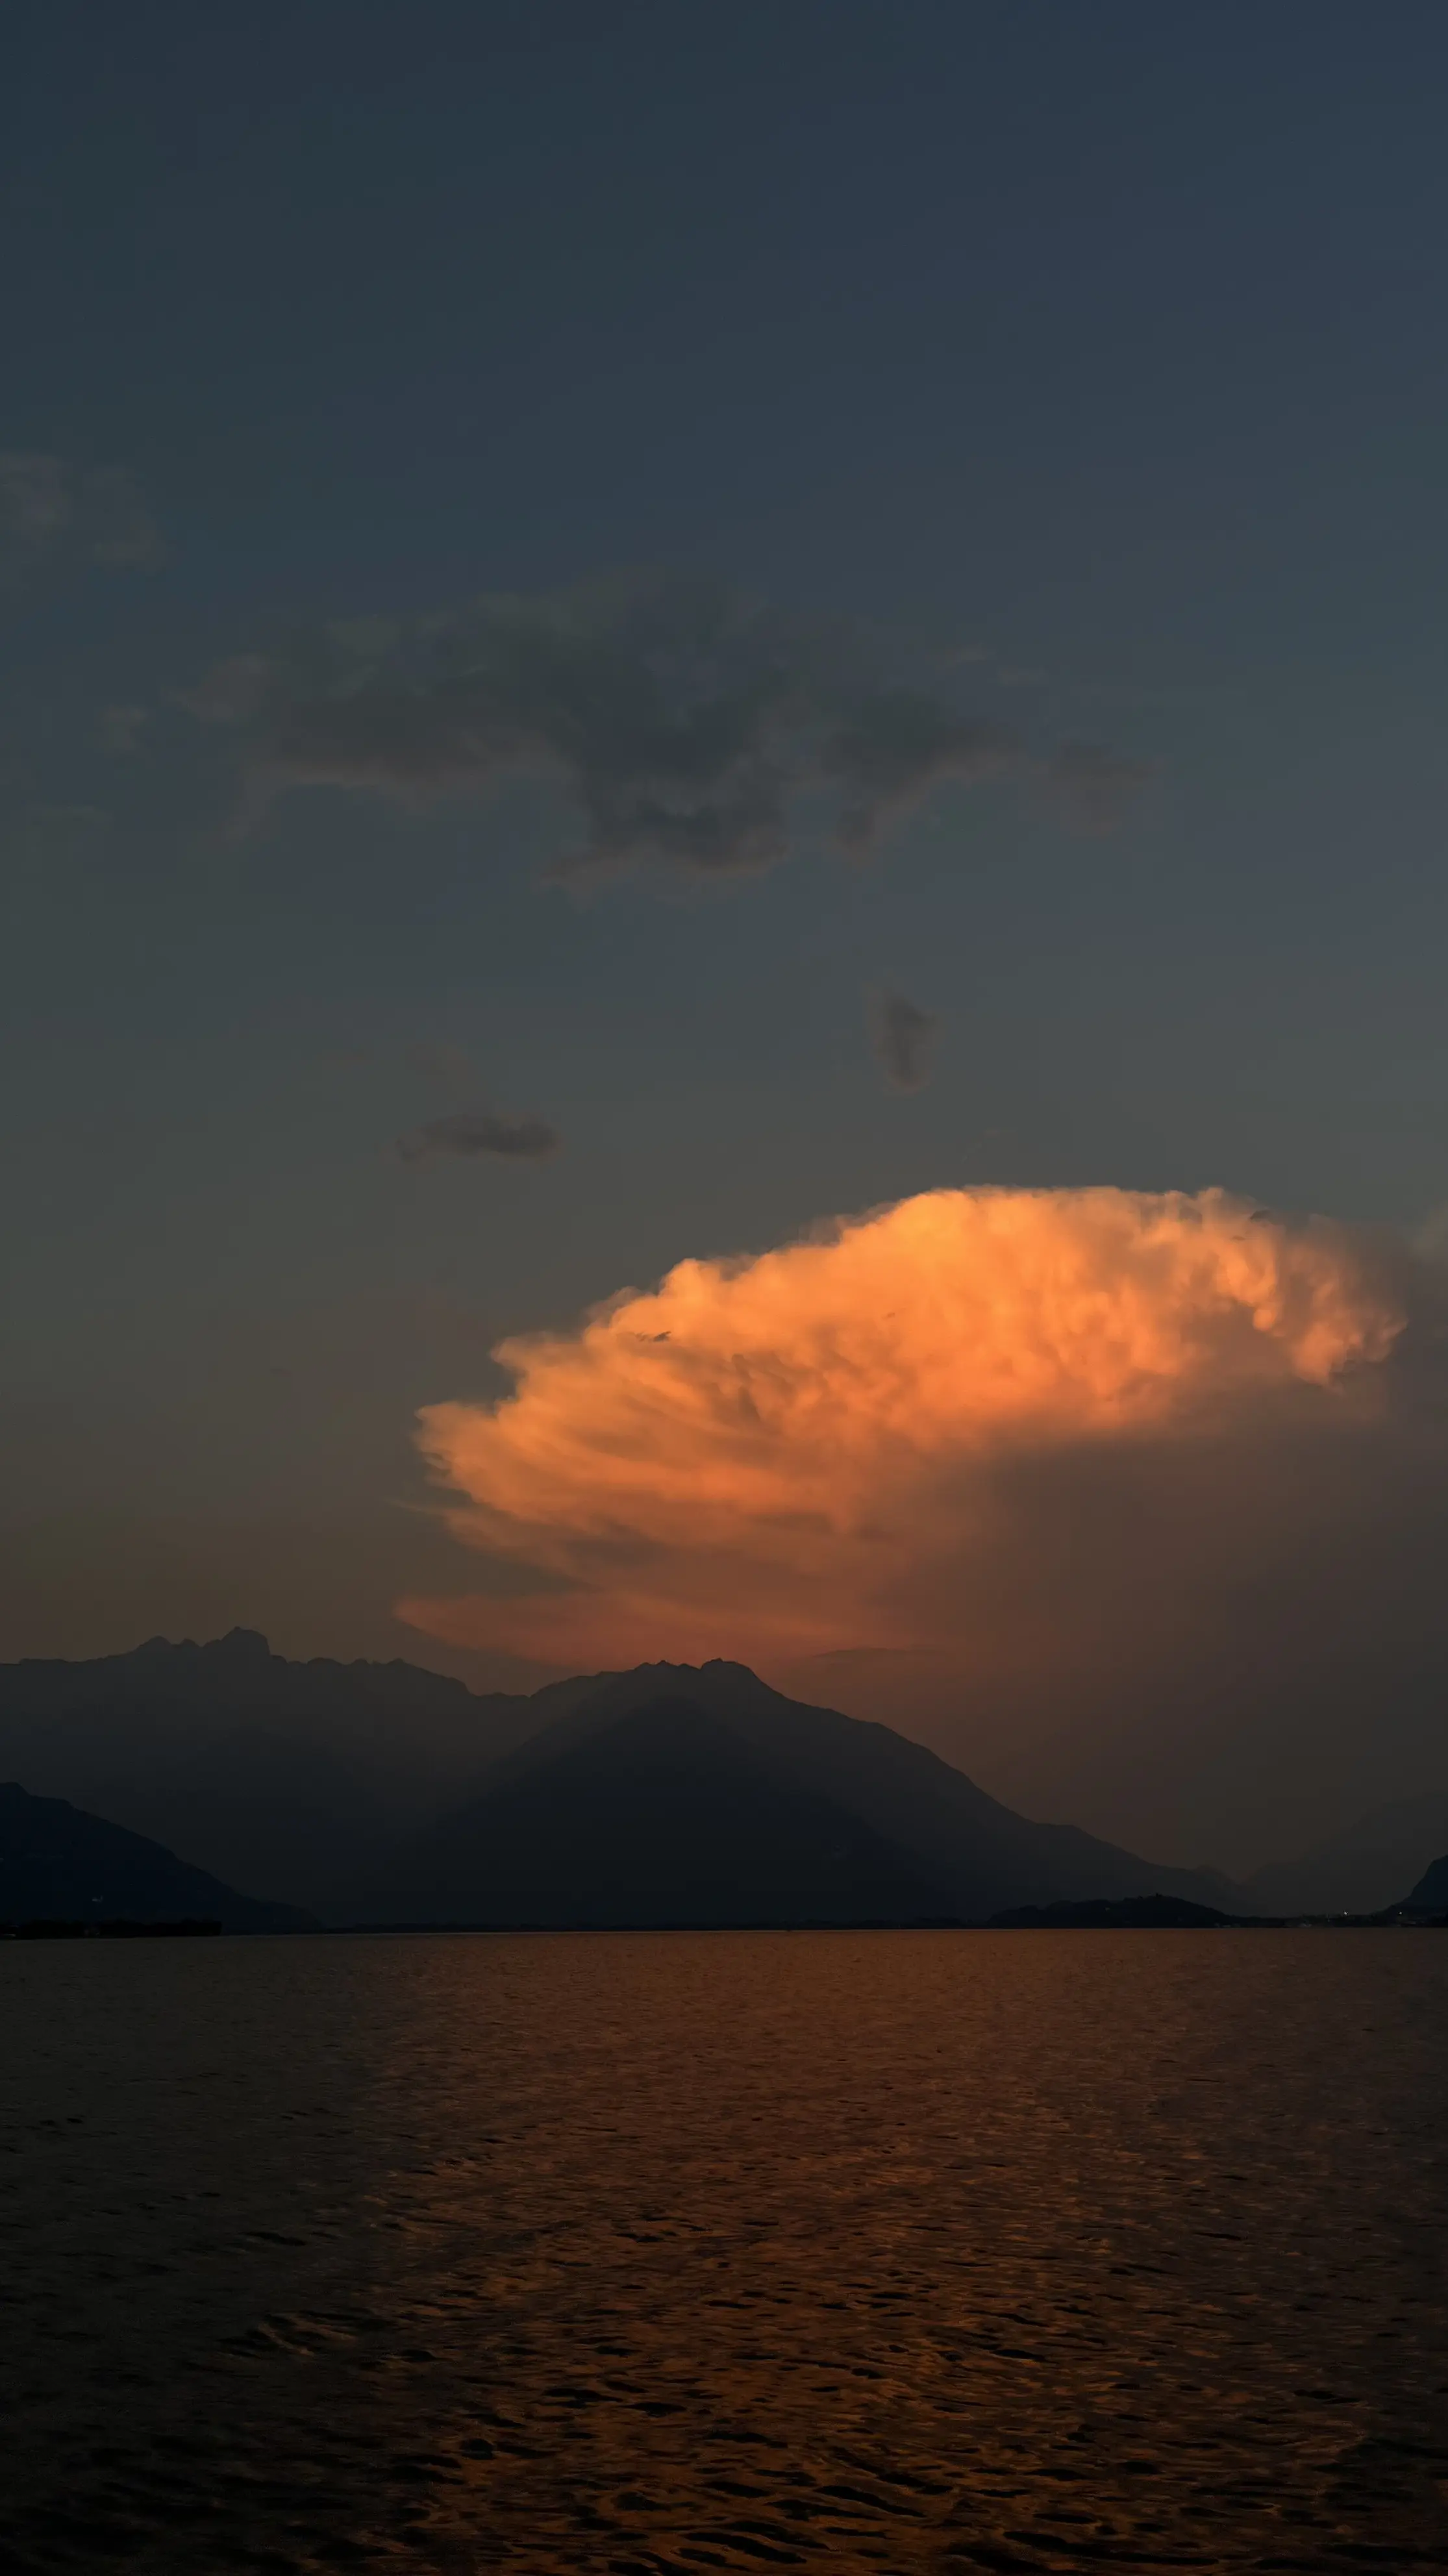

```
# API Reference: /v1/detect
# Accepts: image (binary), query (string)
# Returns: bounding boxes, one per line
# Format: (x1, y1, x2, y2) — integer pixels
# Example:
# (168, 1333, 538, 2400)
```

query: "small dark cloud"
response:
(181, 575, 1144, 885)
(0, 453, 160, 572)
(250, 578, 821, 881)
(395, 1110, 561, 1165)
(869, 989, 938, 1095)
(1046, 738, 1153, 835)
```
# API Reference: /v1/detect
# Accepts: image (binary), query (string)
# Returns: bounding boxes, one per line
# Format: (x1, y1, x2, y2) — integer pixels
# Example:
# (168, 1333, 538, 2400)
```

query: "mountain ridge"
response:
(416, 1655, 1239, 1924)
(0, 1628, 544, 1902)
(344, 1696, 956, 1927)
(1, 1633, 1239, 1925)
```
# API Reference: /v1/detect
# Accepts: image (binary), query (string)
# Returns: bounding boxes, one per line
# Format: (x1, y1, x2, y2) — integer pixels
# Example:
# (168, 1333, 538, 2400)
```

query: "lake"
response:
(3, 1930, 1445, 2571)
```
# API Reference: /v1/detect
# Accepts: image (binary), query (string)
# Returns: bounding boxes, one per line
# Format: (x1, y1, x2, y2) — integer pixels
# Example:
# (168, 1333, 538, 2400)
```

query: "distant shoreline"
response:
(8, 1910, 1446, 1940)
(1, 1917, 223, 1940)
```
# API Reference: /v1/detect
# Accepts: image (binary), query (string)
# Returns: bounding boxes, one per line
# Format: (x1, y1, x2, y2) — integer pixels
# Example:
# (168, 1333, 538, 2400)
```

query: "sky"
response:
(5, 0, 1448, 1869)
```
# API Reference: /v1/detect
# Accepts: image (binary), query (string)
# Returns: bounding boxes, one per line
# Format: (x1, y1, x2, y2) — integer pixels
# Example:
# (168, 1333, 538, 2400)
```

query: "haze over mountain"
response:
(0, 1633, 1237, 1926)
(1243, 1793, 1448, 1919)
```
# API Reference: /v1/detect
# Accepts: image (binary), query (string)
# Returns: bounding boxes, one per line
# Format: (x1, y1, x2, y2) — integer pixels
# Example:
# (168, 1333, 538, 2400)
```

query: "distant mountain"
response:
(337, 1658, 1236, 1927)
(1243, 1790, 1448, 1918)
(0, 1629, 550, 1903)
(0, 1782, 314, 1931)
(1, 1635, 1240, 1926)
(349, 1699, 951, 1927)
(1403, 1854, 1448, 1914)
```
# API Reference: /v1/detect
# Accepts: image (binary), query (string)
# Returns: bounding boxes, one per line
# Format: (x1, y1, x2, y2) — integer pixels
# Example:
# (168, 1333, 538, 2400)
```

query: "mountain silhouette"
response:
(348, 1699, 952, 1927)
(336, 1658, 1235, 1927)
(0, 1628, 545, 1903)
(0, 1782, 315, 1931)
(1402, 1853, 1448, 1915)
(1, 1636, 1237, 1926)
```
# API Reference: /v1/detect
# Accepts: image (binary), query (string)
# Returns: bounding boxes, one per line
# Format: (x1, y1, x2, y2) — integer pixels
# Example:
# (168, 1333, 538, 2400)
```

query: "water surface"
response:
(3, 1930, 1446, 2570)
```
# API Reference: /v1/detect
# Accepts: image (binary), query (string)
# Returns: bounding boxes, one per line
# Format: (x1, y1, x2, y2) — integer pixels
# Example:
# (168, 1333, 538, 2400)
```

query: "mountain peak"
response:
(131, 1628, 273, 1662)
(213, 1628, 273, 1658)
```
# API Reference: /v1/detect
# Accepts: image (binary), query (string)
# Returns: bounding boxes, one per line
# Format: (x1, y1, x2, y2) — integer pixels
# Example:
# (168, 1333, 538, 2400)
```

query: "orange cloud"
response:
(397, 1187, 1401, 1676)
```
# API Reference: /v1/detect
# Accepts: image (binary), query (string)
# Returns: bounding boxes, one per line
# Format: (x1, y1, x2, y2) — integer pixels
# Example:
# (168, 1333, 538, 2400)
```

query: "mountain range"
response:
(0, 1628, 542, 1905)
(1, 1631, 1242, 1925)
(3, 1632, 1442, 1929)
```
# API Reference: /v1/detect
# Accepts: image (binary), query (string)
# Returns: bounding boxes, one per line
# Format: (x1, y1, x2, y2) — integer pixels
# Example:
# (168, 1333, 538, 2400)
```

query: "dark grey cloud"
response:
(1046, 738, 1153, 835)
(869, 988, 937, 1094)
(0, 453, 160, 571)
(182, 575, 1144, 883)
(395, 1109, 561, 1165)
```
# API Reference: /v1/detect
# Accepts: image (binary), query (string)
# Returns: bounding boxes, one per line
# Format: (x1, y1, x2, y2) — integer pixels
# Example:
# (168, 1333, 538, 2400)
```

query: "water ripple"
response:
(2, 1930, 1446, 2570)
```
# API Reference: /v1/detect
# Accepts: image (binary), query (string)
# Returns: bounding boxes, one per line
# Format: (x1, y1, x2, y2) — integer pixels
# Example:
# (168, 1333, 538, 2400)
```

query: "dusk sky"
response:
(6, 1, 1448, 1868)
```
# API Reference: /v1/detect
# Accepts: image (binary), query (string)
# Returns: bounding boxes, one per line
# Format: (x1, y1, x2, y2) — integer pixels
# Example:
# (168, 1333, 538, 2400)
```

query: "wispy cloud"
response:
(823, 690, 1014, 858)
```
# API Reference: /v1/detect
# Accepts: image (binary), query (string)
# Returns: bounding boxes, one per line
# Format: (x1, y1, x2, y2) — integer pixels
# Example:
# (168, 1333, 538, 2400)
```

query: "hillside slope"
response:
(1403, 1853, 1448, 1914)
(339, 1662, 1233, 1925)
(347, 1699, 952, 1926)
(0, 1782, 314, 1930)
